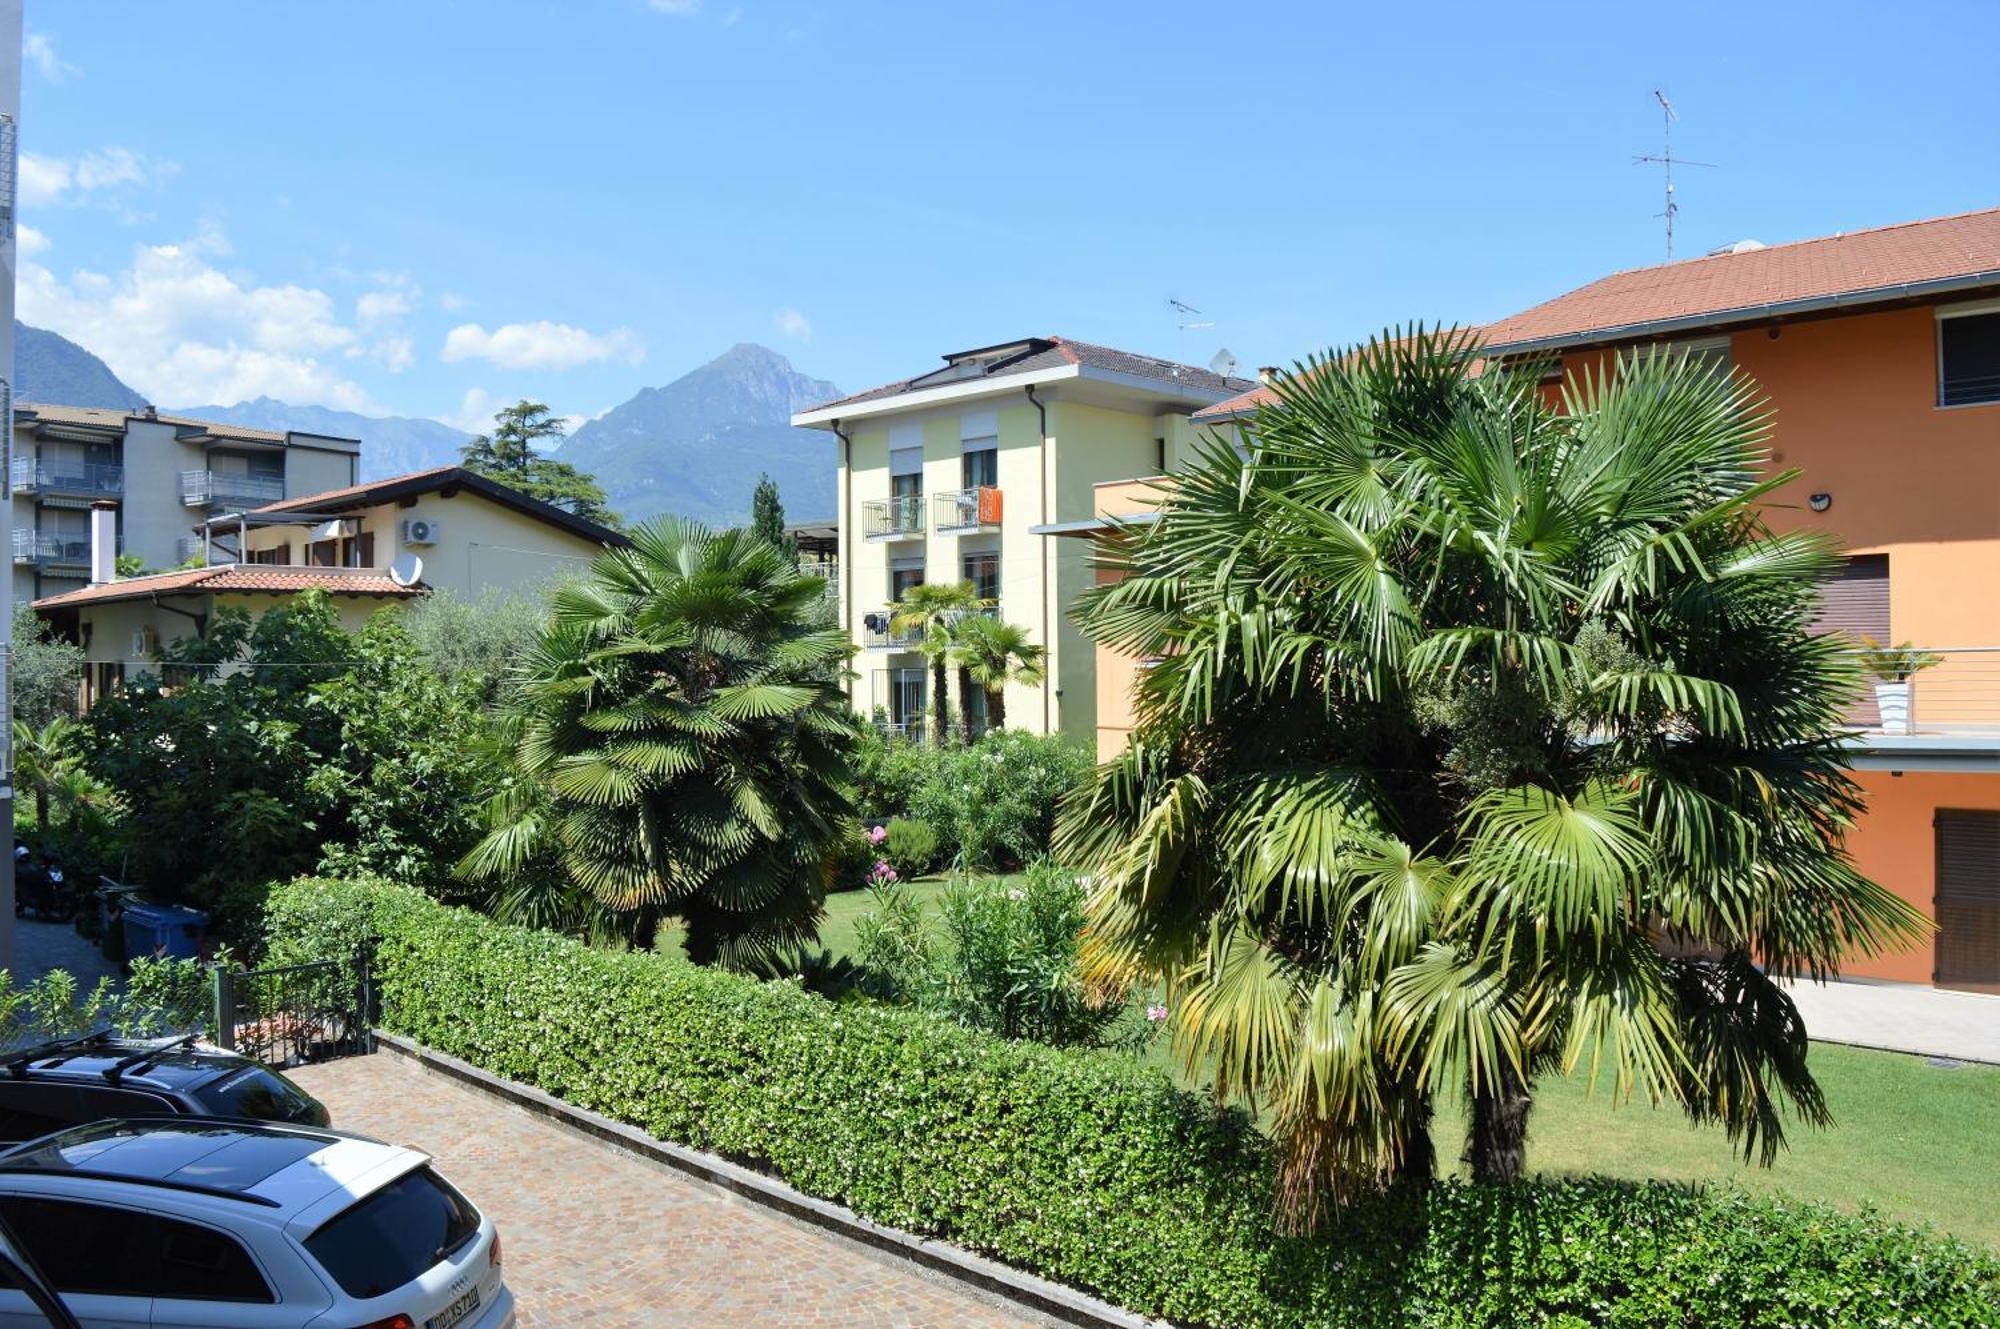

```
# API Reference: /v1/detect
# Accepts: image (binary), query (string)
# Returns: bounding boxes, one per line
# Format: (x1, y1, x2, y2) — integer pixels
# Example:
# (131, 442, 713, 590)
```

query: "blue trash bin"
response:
(120, 902, 209, 961)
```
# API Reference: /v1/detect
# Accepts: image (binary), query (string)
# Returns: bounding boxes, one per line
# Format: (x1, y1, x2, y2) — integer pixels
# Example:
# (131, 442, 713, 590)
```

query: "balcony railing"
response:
(934, 486, 1002, 533)
(11, 530, 92, 567)
(861, 606, 925, 650)
(861, 495, 924, 540)
(1844, 647, 2000, 737)
(11, 459, 123, 498)
(181, 470, 286, 507)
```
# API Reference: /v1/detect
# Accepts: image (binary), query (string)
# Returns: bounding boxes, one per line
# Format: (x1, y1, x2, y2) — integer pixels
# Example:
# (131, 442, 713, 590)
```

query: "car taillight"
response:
(346, 1317, 413, 1329)
(489, 1228, 503, 1269)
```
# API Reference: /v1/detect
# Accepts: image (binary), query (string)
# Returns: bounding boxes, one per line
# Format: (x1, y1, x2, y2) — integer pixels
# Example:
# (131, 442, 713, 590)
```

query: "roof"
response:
(1479, 207, 2000, 354)
(254, 465, 626, 548)
(17, 402, 356, 448)
(1190, 330, 1488, 422)
(32, 564, 422, 611)
(797, 335, 1255, 418)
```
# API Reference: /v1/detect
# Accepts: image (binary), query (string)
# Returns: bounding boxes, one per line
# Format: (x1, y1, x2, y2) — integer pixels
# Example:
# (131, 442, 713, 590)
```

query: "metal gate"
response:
(210, 948, 372, 1067)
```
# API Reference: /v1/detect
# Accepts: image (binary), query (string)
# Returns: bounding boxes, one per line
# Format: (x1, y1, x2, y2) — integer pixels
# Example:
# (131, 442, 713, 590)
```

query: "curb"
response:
(371, 1031, 1163, 1329)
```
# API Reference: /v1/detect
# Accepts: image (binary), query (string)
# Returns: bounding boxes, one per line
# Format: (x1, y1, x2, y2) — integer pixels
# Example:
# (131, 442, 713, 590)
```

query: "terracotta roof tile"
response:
(32, 565, 421, 610)
(1480, 208, 2000, 352)
(255, 465, 463, 514)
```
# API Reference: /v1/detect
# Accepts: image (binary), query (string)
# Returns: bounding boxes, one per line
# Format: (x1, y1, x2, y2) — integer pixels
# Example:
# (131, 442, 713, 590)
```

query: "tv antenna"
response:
(1168, 296, 1214, 331)
(1632, 90, 1717, 261)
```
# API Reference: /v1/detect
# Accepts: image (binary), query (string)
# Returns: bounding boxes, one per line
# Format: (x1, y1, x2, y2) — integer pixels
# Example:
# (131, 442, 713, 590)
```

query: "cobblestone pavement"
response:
(289, 1053, 1041, 1329)
(12, 918, 121, 989)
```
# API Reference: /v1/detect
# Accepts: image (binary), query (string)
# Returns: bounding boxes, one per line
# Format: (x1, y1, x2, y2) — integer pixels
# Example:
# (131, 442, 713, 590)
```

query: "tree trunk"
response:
(1394, 1094, 1437, 1189)
(956, 665, 977, 743)
(1466, 1073, 1533, 1182)
(33, 788, 47, 831)
(930, 657, 949, 747)
(988, 685, 1006, 731)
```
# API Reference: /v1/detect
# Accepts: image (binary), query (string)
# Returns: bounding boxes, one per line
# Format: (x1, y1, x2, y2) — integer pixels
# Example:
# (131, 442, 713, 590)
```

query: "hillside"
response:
(173, 397, 471, 480)
(558, 343, 840, 526)
(16, 322, 148, 409)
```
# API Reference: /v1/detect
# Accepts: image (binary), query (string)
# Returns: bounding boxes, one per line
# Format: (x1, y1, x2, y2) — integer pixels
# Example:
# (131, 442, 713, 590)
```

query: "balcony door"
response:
(1936, 809, 2000, 991)
(961, 445, 997, 490)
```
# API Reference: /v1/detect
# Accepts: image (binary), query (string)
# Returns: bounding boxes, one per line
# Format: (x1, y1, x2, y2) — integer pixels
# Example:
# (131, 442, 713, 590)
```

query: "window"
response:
(304, 1166, 480, 1300)
(890, 556, 925, 603)
(890, 443, 924, 500)
(249, 542, 290, 566)
(197, 1065, 328, 1126)
(962, 551, 999, 602)
(0, 1083, 81, 1144)
(1939, 308, 2000, 407)
(340, 531, 376, 567)
(0, 1196, 272, 1302)
(961, 442, 998, 489)
(308, 539, 338, 567)
(889, 667, 926, 733)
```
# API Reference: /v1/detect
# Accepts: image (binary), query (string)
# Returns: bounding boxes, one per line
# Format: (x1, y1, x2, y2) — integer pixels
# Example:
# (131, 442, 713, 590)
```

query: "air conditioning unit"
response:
(400, 518, 441, 546)
(130, 626, 159, 658)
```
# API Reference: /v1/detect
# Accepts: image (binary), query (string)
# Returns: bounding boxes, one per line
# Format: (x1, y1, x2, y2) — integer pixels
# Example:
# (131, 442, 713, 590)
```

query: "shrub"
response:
(871, 730, 1091, 869)
(272, 878, 2000, 1329)
(881, 818, 940, 878)
(853, 724, 933, 823)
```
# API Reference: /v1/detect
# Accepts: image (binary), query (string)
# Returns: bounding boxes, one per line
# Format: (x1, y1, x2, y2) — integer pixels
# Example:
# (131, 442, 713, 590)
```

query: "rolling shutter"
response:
(1813, 555, 1889, 727)
(1936, 810, 2000, 987)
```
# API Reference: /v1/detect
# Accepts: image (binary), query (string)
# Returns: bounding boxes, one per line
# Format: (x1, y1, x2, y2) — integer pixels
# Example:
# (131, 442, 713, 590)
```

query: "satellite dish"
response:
(388, 552, 424, 587)
(1208, 348, 1239, 378)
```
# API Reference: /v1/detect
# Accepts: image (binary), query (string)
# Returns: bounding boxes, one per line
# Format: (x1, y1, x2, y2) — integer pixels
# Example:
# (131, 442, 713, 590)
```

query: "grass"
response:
(817, 877, 2000, 1247)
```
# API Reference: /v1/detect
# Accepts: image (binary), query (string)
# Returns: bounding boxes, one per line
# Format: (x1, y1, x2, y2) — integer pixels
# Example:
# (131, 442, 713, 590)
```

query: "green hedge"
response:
(267, 878, 2000, 1328)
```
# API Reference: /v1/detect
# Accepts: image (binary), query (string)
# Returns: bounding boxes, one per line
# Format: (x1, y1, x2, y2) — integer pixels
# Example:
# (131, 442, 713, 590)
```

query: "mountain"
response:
(558, 343, 841, 527)
(171, 397, 472, 480)
(15, 322, 148, 409)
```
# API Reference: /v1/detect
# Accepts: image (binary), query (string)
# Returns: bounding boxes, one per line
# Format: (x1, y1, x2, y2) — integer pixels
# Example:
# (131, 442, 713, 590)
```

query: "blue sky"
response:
(19, 0, 1999, 430)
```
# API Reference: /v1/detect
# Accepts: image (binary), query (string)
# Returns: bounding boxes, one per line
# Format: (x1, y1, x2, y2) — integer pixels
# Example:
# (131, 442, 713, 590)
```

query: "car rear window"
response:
(303, 1166, 479, 1299)
(197, 1066, 326, 1125)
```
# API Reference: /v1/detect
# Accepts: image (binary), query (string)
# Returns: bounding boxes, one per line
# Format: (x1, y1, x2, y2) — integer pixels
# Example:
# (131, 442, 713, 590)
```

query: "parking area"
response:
(288, 1053, 1039, 1328)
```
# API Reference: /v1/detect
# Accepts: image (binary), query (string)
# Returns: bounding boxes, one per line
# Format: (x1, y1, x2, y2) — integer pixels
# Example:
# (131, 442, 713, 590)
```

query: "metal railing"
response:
(861, 607, 926, 650)
(181, 470, 285, 507)
(1845, 647, 2000, 736)
(11, 458, 123, 497)
(10, 530, 91, 566)
(862, 495, 924, 539)
(934, 486, 1001, 533)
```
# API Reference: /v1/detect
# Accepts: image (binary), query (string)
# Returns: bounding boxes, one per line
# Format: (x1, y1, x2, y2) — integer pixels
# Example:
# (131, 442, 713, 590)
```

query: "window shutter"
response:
(1936, 809, 2000, 986)
(1811, 555, 1890, 640)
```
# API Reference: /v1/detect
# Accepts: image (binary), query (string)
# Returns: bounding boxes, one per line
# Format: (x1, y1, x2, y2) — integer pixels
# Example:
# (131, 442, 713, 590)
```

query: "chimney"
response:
(142, 404, 157, 420)
(89, 501, 118, 586)
(1257, 366, 1280, 386)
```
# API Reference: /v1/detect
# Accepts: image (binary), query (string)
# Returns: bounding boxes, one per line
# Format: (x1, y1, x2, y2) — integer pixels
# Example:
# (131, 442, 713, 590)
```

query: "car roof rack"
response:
(101, 1033, 201, 1082)
(0, 1162, 283, 1208)
(2, 1028, 116, 1078)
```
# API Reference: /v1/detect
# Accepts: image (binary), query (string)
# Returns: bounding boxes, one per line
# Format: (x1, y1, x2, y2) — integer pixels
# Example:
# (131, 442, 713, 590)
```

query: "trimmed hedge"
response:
(267, 878, 2000, 1328)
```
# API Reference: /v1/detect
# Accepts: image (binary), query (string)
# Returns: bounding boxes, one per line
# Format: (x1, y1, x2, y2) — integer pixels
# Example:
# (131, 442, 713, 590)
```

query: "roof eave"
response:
(791, 364, 1082, 428)
(1482, 268, 2000, 358)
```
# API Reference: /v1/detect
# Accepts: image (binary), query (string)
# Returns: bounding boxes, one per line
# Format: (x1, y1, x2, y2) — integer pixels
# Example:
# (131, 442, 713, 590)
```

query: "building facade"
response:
(11, 403, 359, 606)
(792, 337, 1249, 744)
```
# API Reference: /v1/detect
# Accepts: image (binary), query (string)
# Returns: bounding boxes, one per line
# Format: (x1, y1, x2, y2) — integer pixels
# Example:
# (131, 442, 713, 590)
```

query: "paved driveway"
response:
(289, 1053, 1039, 1328)
(1781, 977, 2000, 1065)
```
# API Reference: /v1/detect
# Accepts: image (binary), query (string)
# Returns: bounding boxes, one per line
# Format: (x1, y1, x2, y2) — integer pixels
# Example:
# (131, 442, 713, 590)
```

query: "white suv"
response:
(0, 1116, 514, 1329)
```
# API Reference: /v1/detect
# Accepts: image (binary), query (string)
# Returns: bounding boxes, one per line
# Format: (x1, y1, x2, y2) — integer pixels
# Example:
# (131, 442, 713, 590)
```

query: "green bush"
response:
(859, 729, 1091, 869)
(272, 877, 2000, 1328)
(881, 817, 940, 878)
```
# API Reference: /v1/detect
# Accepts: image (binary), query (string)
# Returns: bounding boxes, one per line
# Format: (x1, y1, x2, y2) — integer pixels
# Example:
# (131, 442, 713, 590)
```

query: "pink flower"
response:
(1146, 1003, 1169, 1023)
(868, 825, 888, 845)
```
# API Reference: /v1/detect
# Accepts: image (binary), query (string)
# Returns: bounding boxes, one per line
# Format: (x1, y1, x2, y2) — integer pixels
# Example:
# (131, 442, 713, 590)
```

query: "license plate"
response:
(428, 1286, 481, 1329)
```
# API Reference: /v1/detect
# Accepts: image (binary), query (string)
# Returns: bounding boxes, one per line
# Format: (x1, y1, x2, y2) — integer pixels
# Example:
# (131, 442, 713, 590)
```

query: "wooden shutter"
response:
(1814, 555, 1890, 727)
(1936, 810, 2000, 987)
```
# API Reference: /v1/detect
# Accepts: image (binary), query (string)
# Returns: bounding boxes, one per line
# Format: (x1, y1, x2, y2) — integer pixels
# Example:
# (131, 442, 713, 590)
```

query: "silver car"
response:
(0, 1117, 514, 1329)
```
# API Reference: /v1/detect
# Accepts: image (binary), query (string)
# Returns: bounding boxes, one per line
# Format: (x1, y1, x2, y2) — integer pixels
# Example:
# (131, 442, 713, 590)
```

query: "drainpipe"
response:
(831, 418, 855, 710)
(1025, 385, 1051, 734)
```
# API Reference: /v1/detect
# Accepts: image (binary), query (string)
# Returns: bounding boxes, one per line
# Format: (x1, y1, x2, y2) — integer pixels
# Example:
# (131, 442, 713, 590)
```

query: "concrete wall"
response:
(69, 591, 395, 669)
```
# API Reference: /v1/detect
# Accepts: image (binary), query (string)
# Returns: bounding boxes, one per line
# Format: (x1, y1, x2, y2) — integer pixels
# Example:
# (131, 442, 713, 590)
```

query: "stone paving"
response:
(289, 1053, 1043, 1329)
(11, 918, 121, 989)
(1781, 976, 2000, 1065)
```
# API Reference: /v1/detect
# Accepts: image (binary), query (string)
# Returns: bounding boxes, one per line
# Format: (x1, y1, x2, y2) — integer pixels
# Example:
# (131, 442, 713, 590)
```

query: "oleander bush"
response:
(267, 877, 2000, 1329)
(880, 817, 941, 878)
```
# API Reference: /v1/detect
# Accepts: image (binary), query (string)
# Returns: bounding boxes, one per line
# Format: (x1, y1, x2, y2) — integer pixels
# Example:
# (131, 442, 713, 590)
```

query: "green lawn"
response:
(816, 880, 1999, 1247)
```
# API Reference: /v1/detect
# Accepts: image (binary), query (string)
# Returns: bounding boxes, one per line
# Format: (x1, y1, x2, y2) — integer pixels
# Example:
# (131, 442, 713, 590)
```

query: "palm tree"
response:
(459, 520, 861, 968)
(949, 616, 1045, 733)
(891, 581, 980, 746)
(1056, 326, 1927, 1230)
(13, 717, 79, 829)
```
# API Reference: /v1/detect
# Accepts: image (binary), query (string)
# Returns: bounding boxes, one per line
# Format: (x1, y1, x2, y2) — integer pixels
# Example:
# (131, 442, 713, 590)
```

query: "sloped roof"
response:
(1480, 207, 2000, 353)
(17, 402, 352, 446)
(33, 565, 420, 610)
(800, 335, 1255, 415)
(254, 465, 626, 548)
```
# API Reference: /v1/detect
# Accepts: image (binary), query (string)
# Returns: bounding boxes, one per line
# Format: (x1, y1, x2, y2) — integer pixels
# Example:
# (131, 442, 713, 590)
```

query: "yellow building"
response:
(791, 337, 1250, 742)
(33, 465, 623, 703)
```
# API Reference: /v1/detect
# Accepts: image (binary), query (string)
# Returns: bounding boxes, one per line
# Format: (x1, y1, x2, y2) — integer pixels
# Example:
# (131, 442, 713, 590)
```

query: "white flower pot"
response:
(1875, 680, 1912, 735)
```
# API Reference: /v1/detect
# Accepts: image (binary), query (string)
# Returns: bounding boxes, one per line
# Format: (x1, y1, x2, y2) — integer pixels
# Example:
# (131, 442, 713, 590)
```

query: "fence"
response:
(210, 949, 373, 1066)
(1846, 647, 2000, 735)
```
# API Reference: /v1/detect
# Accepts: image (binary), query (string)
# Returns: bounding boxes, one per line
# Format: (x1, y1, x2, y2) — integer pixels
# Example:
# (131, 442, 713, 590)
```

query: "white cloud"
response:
(438, 291, 470, 313)
(370, 336, 415, 373)
(774, 307, 813, 341)
(356, 289, 411, 327)
(17, 230, 400, 411)
(24, 32, 78, 83)
(440, 320, 643, 371)
(20, 147, 175, 208)
(444, 387, 497, 434)
(16, 225, 49, 257)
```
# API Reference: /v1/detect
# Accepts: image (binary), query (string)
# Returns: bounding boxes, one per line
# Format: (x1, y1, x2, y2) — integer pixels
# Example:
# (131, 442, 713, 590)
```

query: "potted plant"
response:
(1857, 637, 1943, 735)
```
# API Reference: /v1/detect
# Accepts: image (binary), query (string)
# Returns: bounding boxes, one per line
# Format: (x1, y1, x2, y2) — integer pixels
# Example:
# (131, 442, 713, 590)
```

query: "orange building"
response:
(1078, 208, 2000, 991)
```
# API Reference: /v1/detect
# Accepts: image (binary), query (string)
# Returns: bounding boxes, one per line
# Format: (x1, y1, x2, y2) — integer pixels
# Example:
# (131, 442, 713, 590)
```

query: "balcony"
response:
(861, 607, 925, 651)
(1844, 647, 2000, 770)
(11, 459, 122, 499)
(11, 530, 92, 568)
(181, 470, 286, 508)
(934, 486, 1002, 534)
(861, 495, 924, 541)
